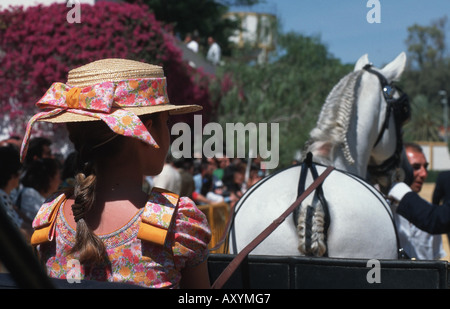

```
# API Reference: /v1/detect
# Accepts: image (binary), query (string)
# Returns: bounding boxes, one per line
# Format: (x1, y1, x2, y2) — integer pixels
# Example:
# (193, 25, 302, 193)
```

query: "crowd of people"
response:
(147, 154, 266, 208)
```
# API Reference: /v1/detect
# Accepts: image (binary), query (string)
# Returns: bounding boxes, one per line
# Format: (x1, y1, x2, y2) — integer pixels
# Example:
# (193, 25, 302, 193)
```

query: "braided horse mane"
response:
(297, 69, 364, 257)
(302, 69, 364, 165)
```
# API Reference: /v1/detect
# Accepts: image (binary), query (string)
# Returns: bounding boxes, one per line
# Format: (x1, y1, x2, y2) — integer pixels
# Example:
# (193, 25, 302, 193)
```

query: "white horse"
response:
(229, 52, 408, 259)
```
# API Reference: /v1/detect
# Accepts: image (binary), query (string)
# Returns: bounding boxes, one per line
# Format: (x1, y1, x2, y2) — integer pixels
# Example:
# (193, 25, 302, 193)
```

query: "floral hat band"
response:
(42, 78, 168, 113)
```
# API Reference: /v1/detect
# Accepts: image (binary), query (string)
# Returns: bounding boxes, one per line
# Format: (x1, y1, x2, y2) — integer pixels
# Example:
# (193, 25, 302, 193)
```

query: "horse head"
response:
(355, 52, 412, 192)
(304, 52, 410, 191)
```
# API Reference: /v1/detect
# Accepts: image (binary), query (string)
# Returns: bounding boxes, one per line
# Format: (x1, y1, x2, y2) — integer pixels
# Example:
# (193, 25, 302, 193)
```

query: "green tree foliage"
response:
(210, 32, 352, 170)
(402, 16, 450, 142)
(403, 95, 441, 142)
(405, 16, 447, 70)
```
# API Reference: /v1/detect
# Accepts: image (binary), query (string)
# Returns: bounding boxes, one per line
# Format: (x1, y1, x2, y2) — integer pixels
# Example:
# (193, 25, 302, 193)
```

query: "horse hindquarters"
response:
(323, 170, 398, 259)
(230, 165, 398, 259)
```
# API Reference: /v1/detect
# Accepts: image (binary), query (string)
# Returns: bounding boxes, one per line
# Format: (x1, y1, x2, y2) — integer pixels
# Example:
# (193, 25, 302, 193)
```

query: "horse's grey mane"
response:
(303, 69, 364, 165)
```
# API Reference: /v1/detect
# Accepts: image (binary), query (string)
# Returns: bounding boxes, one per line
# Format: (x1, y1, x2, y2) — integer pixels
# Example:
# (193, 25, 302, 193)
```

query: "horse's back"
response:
(230, 164, 398, 259)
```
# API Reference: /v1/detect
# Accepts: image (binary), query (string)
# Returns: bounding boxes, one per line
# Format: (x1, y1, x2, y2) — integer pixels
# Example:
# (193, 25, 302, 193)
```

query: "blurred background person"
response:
(23, 137, 53, 168)
(60, 151, 77, 189)
(0, 135, 22, 150)
(223, 160, 246, 207)
(247, 163, 264, 189)
(192, 158, 216, 205)
(206, 36, 221, 65)
(0, 145, 32, 240)
(174, 157, 196, 199)
(153, 154, 181, 195)
(15, 157, 62, 222)
(184, 31, 199, 53)
(205, 179, 231, 204)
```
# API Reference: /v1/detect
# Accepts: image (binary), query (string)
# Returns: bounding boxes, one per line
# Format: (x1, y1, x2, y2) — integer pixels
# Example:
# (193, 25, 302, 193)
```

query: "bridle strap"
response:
(363, 64, 392, 148)
(363, 64, 405, 176)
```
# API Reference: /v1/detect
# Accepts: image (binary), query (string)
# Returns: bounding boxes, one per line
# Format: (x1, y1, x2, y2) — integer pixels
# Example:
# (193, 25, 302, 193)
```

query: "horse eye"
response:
(383, 85, 395, 98)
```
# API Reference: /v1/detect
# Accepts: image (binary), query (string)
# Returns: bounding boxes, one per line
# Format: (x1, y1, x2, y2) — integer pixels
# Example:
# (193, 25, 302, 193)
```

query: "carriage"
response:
(2, 52, 449, 289)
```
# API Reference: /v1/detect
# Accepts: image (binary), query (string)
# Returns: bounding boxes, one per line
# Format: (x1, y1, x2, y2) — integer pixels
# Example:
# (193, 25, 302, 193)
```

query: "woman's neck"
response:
(94, 154, 148, 205)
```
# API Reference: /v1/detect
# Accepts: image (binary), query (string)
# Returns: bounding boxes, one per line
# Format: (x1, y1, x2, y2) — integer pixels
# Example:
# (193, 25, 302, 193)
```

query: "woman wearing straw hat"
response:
(21, 59, 211, 288)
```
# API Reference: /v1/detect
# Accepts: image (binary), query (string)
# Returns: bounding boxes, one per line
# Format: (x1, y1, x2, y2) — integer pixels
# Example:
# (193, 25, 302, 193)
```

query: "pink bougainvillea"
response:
(0, 2, 212, 147)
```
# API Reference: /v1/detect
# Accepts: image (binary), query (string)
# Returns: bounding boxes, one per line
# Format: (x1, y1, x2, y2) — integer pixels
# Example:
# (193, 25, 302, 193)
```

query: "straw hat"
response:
(39, 58, 202, 123)
(20, 58, 202, 161)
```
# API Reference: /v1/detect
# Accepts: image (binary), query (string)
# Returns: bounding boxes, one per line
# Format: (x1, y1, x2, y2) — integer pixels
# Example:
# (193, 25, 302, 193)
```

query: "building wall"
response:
(418, 141, 450, 171)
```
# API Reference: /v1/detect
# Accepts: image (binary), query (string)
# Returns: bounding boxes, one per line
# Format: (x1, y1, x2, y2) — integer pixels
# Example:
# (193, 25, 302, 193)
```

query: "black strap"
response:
(363, 64, 392, 148)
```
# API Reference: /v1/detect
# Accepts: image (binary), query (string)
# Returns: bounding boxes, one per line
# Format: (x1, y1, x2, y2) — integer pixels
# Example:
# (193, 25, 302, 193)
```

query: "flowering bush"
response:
(0, 2, 212, 147)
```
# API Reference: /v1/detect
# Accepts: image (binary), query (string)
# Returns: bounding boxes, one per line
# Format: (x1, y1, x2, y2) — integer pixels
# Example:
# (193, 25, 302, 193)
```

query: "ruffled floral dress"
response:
(32, 188, 211, 288)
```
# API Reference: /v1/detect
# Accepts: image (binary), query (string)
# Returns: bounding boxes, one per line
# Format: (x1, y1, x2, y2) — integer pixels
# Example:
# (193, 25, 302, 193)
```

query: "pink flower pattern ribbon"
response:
(21, 78, 169, 161)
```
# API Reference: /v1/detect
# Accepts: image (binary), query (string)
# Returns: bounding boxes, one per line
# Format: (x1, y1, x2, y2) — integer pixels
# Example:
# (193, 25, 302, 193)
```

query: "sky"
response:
(232, 0, 450, 67)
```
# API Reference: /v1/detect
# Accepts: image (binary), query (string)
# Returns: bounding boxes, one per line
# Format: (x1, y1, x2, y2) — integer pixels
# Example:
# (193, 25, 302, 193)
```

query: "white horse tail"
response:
(297, 198, 327, 257)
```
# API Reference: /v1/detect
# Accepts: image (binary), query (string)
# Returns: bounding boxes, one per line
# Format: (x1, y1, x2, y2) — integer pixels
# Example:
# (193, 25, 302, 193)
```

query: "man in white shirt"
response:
(206, 36, 221, 65)
(185, 33, 199, 53)
(153, 161, 182, 195)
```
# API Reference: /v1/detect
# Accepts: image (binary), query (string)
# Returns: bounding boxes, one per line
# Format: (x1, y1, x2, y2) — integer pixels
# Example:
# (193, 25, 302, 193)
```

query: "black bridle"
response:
(363, 64, 411, 176)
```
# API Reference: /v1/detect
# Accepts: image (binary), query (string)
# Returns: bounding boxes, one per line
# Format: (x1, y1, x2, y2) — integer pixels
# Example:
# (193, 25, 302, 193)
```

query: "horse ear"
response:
(379, 52, 407, 82)
(354, 54, 369, 71)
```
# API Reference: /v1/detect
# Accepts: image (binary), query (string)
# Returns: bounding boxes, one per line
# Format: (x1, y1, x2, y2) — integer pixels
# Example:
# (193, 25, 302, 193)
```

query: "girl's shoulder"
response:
(138, 187, 180, 246)
(139, 187, 210, 246)
(32, 192, 67, 229)
(142, 187, 211, 267)
(31, 192, 67, 246)
(142, 187, 205, 227)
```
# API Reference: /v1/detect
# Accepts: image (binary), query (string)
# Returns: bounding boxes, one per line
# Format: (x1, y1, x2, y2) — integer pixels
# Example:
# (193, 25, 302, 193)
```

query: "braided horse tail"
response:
(295, 154, 330, 257)
(297, 197, 327, 256)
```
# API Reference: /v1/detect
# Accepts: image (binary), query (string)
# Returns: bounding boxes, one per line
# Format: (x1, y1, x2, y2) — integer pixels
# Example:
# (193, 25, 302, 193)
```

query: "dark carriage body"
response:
(1, 253, 448, 289)
(207, 253, 450, 289)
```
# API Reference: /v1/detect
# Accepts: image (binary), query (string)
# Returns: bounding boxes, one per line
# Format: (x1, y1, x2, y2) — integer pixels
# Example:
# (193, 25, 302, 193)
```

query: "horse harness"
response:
(363, 64, 411, 179)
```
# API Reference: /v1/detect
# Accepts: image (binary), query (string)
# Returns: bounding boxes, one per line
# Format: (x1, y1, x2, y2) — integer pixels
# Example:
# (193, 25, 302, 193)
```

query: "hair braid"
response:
(69, 160, 107, 265)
